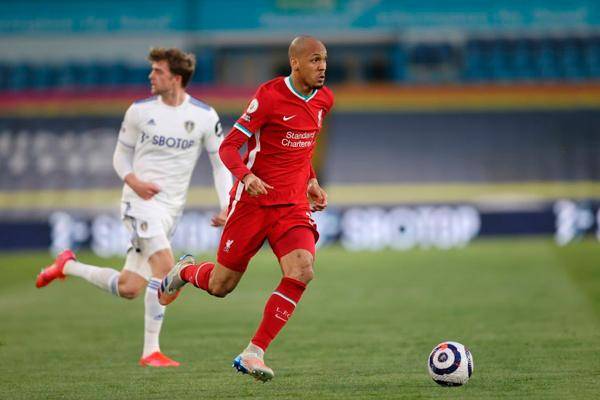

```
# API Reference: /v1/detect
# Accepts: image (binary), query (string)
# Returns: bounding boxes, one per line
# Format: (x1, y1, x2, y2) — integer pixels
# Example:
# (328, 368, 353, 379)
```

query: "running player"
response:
(158, 36, 333, 381)
(36, 48, 232, 367)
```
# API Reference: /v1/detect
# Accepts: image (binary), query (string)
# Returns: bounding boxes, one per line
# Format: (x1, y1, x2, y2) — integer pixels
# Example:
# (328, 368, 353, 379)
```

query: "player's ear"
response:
(173, 74, 183, 86)
(290, 57, 299, 71)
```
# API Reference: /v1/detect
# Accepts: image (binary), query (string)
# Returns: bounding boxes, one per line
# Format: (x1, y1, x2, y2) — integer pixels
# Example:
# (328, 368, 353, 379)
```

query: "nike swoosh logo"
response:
(283, 115, 296, 121)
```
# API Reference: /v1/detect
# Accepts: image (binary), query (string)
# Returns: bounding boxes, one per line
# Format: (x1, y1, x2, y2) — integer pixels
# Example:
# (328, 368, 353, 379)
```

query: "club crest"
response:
(184, 120, 195, 133)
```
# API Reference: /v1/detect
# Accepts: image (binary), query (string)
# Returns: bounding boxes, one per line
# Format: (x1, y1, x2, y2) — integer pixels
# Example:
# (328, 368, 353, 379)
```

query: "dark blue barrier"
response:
(0, 200, 595, 253)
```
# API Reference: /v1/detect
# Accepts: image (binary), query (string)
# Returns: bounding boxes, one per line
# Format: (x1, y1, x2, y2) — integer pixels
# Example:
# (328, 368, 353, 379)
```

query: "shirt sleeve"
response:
(117, 104, 140, 148)
(202, 108, 232, 209)
(112, 141, 134, 180)
(203, 108, 224, 154)
(113, 104, 140, 180)
(219, 129, 252, 181)
(208, 151, 233, 209)
(232, 85, 272, 137)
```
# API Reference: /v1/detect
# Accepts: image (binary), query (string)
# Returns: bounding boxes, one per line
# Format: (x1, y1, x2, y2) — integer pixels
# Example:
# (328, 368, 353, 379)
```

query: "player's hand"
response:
(125, 174, 161, 200)
(242, 173, 273, 196)
(307, 178, 327, 211)
(211, 207, 228, 227)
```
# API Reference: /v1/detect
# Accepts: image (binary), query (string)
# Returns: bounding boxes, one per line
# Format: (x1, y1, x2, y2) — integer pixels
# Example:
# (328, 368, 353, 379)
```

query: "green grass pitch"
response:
(1, 238, 599, 399)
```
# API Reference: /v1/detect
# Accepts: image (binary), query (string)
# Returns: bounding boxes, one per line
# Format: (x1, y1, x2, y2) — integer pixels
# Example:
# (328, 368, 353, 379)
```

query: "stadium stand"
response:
(1, 34, 599, 90)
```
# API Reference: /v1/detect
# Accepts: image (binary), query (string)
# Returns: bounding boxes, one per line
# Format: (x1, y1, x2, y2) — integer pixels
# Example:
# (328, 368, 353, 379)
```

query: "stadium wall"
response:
(1, 84, 599, 251)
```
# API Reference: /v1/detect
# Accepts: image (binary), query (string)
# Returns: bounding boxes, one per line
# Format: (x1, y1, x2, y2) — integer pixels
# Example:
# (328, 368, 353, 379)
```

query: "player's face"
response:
(296, 43, 327, 89)
(148, 60, 179, 95)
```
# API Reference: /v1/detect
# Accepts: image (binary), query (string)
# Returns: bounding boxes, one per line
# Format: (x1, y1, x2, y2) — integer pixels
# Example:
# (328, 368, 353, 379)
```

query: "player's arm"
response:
(204, 110, 233, 226)
(113, 105, 160, 200)
(219, 89, 274, 196)
(307, 89, 334, 211)
(307, 165, 327, 211)
(219, 129, 273, 196)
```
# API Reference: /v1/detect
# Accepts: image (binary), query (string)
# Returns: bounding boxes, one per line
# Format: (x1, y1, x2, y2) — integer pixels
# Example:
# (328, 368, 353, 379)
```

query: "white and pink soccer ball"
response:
(428, 341, 474, 386)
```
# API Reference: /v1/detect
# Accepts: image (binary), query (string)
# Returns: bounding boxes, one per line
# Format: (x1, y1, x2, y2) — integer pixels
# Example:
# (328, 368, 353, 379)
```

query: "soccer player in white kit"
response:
(36, 48, 232, 367)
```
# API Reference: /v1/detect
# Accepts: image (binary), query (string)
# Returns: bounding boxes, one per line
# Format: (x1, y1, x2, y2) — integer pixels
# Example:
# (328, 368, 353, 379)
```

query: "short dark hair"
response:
(148, 47, 196, 87)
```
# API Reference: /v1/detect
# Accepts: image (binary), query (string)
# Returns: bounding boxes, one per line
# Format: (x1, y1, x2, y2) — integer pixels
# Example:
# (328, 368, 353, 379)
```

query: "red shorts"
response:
(217, 201, 319, 272)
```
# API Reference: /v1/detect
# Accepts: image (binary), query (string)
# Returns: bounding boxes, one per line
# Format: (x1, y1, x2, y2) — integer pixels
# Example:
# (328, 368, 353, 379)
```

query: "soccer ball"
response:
(427, 341, 473, 386)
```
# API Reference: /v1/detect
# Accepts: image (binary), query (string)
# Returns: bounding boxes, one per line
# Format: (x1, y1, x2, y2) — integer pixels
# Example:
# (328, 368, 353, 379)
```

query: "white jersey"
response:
(117, 94, 223, 217)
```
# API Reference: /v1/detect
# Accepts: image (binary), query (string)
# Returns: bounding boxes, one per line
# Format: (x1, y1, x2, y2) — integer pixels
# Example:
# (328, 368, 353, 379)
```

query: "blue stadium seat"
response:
(1, 35, 599, 91)
(30, 64, 59, 90)
(6, 64, 30, 91)
(0, 64, 10, 90)
(127, 65, 150, 85)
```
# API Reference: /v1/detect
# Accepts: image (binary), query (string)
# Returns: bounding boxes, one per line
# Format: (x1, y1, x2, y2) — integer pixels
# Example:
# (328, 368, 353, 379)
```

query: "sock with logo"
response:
(143, 278, 165, 357)
(63, 260, 120, 296)
(180, 262, 215, 291)
(251, 277, 306, 352)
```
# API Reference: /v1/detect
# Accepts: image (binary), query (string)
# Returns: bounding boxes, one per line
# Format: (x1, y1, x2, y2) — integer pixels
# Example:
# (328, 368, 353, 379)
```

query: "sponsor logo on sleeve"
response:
(246, 98, 259, 114)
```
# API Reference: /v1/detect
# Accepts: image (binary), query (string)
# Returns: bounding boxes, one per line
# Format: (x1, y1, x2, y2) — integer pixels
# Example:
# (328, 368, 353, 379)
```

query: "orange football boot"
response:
(36, 249, 76, 288)
(139, 351, 180, 367)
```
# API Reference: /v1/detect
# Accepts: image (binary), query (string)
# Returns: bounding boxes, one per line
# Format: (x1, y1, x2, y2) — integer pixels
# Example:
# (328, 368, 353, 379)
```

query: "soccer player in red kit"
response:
(158, 36, 333, 381)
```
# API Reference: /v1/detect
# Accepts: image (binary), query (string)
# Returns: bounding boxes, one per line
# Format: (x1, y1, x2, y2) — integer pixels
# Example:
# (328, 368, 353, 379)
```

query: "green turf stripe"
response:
(2, 240, 600, 398)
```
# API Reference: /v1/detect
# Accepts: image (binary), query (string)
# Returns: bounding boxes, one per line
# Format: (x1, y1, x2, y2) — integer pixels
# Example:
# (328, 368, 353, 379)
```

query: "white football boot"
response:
(157, 254, 195, 306)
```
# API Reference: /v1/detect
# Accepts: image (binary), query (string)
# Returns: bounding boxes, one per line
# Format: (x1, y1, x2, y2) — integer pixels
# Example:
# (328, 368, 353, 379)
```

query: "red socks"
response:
(180, 265, 307, 352)
(251, 277, 306, 352)
(180, 262, 214, 291)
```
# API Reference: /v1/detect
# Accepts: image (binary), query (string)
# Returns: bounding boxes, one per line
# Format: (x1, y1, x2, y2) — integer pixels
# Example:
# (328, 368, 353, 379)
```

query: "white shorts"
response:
(120, 200, 177, 280)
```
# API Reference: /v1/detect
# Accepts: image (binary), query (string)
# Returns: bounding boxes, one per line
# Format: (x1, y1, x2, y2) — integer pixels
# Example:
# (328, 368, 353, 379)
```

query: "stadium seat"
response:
(0, 35, 599, 92)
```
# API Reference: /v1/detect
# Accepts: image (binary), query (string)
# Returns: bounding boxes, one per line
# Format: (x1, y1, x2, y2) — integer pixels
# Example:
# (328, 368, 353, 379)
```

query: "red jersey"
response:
(220, 76, 334, 206)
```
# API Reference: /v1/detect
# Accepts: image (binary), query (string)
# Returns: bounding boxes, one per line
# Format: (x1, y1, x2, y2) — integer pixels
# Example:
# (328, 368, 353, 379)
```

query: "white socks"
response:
(63, 261, 166, 358)
(143, 278, 165, 357)
(63, 260, 120, 296)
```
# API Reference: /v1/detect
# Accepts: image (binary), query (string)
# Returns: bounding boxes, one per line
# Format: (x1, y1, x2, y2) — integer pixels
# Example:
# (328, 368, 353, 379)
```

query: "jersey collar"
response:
(284, 76, 318, 102)
(158, 93, 189, 108)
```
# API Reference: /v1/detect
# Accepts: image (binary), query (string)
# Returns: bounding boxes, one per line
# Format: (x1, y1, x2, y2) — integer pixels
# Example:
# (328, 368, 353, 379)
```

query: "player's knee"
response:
(117, 275, 142, 299)
(285, 254, 314, 284)
(208, 279, 237, 298)
(118, 284, 141, 299)
(294, 265, 314, 284)
(208, 285, 230, 298)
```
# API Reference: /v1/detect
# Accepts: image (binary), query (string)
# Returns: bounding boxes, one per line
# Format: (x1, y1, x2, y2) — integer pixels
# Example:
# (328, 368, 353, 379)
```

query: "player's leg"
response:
(158, 200, 265, 305)
(234, 211, 318, 382)
(121, 204, 180, 367)
(249, 228, 315, 349)
(181, 261, 243, 297)
(116, 270, 147, 299)
(36, 249, 123, 297)
(158, 257, 246, 305)
(135, 235, 180, 367)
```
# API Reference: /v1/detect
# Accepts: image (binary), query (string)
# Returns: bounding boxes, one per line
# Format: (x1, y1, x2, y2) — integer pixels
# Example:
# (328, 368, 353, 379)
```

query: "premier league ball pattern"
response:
(428, 341, 473, 386)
